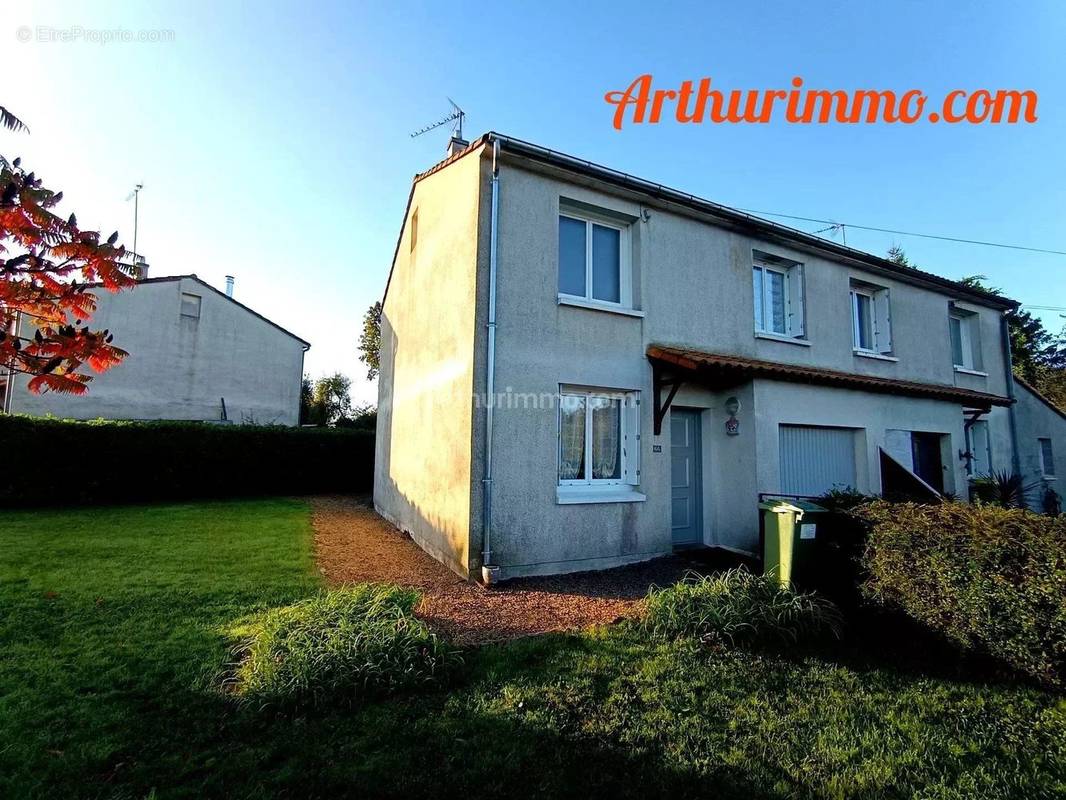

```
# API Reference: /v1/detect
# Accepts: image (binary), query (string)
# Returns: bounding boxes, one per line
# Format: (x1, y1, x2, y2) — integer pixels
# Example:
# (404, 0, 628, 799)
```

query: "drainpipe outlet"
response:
(481, 565, 501, 586)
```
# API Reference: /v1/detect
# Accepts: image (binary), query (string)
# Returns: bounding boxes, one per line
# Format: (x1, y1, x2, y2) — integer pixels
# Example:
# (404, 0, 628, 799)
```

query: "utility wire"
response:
(736, 208, 1066, 257)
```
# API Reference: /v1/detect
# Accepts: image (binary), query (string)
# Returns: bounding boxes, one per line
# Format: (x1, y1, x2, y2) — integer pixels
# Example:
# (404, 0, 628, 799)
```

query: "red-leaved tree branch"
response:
(1, 155, 136, 394)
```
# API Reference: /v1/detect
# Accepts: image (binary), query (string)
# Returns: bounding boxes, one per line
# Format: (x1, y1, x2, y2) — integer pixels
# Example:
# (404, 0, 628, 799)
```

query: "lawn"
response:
(1, 500, 1063, 799)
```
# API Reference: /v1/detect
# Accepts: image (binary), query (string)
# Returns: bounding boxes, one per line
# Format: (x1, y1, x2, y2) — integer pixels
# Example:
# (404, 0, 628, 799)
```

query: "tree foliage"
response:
(305, 372, 353, 426)
(358, 301, 381, 381)
(885, 244, 914, 268)
(0, 105, 29, 134)
(1, 155, 135, 394)
(299, 374, 313, 425)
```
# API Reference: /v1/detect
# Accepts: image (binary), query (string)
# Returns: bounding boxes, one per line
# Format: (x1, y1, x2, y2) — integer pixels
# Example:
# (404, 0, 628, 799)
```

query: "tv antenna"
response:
(125, 183, 144, 264)
(410, 98, 465, 141)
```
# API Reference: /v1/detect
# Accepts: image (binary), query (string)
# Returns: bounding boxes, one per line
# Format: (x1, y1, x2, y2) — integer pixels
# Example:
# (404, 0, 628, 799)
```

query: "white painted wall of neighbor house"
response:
(8, 277, 306, 426)
(479, 156, 1008, 575)
(985, 381, 1066, 510)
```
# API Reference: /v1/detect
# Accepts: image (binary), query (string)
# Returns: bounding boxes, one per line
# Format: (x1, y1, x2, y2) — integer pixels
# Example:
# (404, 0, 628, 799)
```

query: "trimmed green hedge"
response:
(0, 415, 373, 507)
(858, 501, 1066, 686)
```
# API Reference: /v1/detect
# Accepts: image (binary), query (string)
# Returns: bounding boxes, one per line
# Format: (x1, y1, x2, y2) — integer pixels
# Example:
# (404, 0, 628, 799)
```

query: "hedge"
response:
(858, 500, 1066, 686)
(0, 415, 374, 507)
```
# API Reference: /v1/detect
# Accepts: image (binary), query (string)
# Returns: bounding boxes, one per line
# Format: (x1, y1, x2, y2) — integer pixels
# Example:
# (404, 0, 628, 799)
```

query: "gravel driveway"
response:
(311, 496, 747, 644)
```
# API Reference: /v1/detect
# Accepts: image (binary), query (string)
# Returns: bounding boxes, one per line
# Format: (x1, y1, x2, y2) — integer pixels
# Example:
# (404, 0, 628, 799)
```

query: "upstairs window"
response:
(949, 307, 981, 370)
(753, 252, 804, 338)
(558, 387, 640, 488)
(558, 208, 630, 306)
(850, 281, 892, 354)
(180, 292, 201, 319)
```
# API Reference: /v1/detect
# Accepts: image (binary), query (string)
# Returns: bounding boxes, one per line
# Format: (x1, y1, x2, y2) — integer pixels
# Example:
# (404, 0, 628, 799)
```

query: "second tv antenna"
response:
(410, 98, 465, 141)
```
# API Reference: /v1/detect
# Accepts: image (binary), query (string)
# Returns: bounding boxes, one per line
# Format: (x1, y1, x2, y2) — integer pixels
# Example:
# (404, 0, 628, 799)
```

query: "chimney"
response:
(446, 134, 469, 157)
(225, 275, 235, 298)
(134, 258, 149, 280)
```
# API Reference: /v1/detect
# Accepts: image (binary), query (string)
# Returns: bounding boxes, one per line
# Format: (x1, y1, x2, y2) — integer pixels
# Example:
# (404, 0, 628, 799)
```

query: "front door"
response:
(671, 409, 702, 547)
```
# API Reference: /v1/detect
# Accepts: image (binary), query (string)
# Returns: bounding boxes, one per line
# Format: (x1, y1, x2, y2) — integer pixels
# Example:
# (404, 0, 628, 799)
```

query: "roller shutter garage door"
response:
(779, 425, 858, 496)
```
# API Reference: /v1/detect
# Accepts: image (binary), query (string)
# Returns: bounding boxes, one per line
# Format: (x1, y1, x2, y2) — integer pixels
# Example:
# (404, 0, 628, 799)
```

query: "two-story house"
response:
(374, 132, 1021, 582)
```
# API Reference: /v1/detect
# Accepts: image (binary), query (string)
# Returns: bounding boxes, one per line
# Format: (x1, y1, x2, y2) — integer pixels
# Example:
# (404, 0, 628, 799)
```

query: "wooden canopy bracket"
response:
(653, 363, 684, 436)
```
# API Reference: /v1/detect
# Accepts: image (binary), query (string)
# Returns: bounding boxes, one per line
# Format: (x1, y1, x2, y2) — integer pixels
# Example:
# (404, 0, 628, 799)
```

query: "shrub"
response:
(0, 415, 373, 507)
(971, 470, 1037, 508)
(644, 568, 843, 646)
(232, 584, 458, 709)
(858, 500, 1066, 686)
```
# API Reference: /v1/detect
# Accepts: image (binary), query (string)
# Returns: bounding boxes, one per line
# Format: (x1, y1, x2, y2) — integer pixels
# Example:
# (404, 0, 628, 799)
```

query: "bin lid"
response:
(758, 499, 827, 514)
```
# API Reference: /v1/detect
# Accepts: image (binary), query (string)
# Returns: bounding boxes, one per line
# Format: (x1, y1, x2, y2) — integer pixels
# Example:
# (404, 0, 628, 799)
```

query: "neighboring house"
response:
(996, 378, 1065, 512)
(1, 274, 309, 426)
(375, 132, 1022, 582)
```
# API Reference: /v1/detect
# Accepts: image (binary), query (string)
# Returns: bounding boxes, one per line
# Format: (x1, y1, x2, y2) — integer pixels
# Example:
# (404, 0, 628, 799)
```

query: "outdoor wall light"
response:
(725, 396, 740, 436)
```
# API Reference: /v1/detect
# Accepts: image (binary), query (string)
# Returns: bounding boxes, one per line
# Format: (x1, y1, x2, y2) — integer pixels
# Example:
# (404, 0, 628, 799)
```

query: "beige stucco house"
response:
(375, 132, 1054, 582)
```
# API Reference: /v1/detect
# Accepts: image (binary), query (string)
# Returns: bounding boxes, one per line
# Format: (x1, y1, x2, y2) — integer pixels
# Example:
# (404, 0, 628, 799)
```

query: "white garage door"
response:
(780, 425, 858, 496)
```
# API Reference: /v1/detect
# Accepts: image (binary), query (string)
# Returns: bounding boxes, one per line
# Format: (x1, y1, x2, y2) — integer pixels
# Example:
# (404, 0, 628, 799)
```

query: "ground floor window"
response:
(558, 386, 640, 489)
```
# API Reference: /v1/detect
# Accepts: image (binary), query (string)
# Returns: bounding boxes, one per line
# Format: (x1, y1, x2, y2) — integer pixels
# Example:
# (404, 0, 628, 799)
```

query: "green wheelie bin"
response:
(760, 499, 828, 587)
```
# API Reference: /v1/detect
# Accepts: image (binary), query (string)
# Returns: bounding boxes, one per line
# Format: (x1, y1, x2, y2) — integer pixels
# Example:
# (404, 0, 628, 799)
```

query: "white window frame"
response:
(850, 282, 892, 355)
(851, 286, 875, 352)
(950, 311, 975, 369)
(752, 255, 804, 339)
(557, 386, 640, 490)
(1039, 437, 1055, 479)
(558, 210, 632, 308)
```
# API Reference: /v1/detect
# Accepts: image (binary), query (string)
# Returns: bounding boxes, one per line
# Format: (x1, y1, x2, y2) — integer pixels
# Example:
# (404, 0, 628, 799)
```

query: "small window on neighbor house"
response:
(1040, 438, 1055, 477)
(850, 281, 892, 354)
(558, 387, 640, 488)
(558, 209, 629, 306)
(753, 252, 804, 338)
(410, 208, 418, 254)
(180, 292, 201, 319)
(949, 308, 980, 370)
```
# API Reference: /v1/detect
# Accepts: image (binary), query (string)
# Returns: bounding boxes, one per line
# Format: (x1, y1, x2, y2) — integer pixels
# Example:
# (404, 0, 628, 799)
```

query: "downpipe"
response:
(1002, 313, 1021, 475)
(481, 138, 500, 585)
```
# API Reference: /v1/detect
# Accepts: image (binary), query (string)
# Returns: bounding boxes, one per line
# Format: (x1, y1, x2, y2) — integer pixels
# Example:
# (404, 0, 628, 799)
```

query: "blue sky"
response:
(2, 1, 1064, 403)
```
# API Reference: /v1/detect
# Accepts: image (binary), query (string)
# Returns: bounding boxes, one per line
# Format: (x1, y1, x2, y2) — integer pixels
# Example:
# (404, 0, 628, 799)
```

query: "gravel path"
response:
(310, 495, 738, 644)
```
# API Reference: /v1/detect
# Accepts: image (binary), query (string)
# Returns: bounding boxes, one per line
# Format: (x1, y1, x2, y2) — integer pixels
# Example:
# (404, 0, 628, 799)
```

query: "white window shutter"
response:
(874, 289, 892, 353)
(622, 394, 641, 485)
(787, 267, 805, 337)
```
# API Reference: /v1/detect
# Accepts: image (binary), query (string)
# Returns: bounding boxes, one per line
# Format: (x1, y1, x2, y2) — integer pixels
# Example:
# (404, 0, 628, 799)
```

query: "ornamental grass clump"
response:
(858, 500, 1066, 687)
(644, 568, 843, 646)
(232, 583, 458, 709)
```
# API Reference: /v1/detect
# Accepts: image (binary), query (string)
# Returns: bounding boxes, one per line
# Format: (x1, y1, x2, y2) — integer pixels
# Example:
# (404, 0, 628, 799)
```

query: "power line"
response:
(735, 208, 1066, 257)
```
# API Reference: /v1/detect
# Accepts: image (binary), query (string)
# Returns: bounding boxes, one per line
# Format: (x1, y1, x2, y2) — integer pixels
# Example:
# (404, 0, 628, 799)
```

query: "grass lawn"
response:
(1, 500, 1063, 799)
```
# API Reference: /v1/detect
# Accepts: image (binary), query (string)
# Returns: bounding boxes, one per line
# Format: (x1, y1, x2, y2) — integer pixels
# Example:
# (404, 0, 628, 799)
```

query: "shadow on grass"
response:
(751, 603, 1042, 692)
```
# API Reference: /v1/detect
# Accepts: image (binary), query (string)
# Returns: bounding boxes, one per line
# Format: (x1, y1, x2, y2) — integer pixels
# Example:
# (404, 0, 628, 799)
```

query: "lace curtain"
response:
(591, 397, 621, 480)
(559, 395, 586, 480)
(560, 394, 622, 482)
